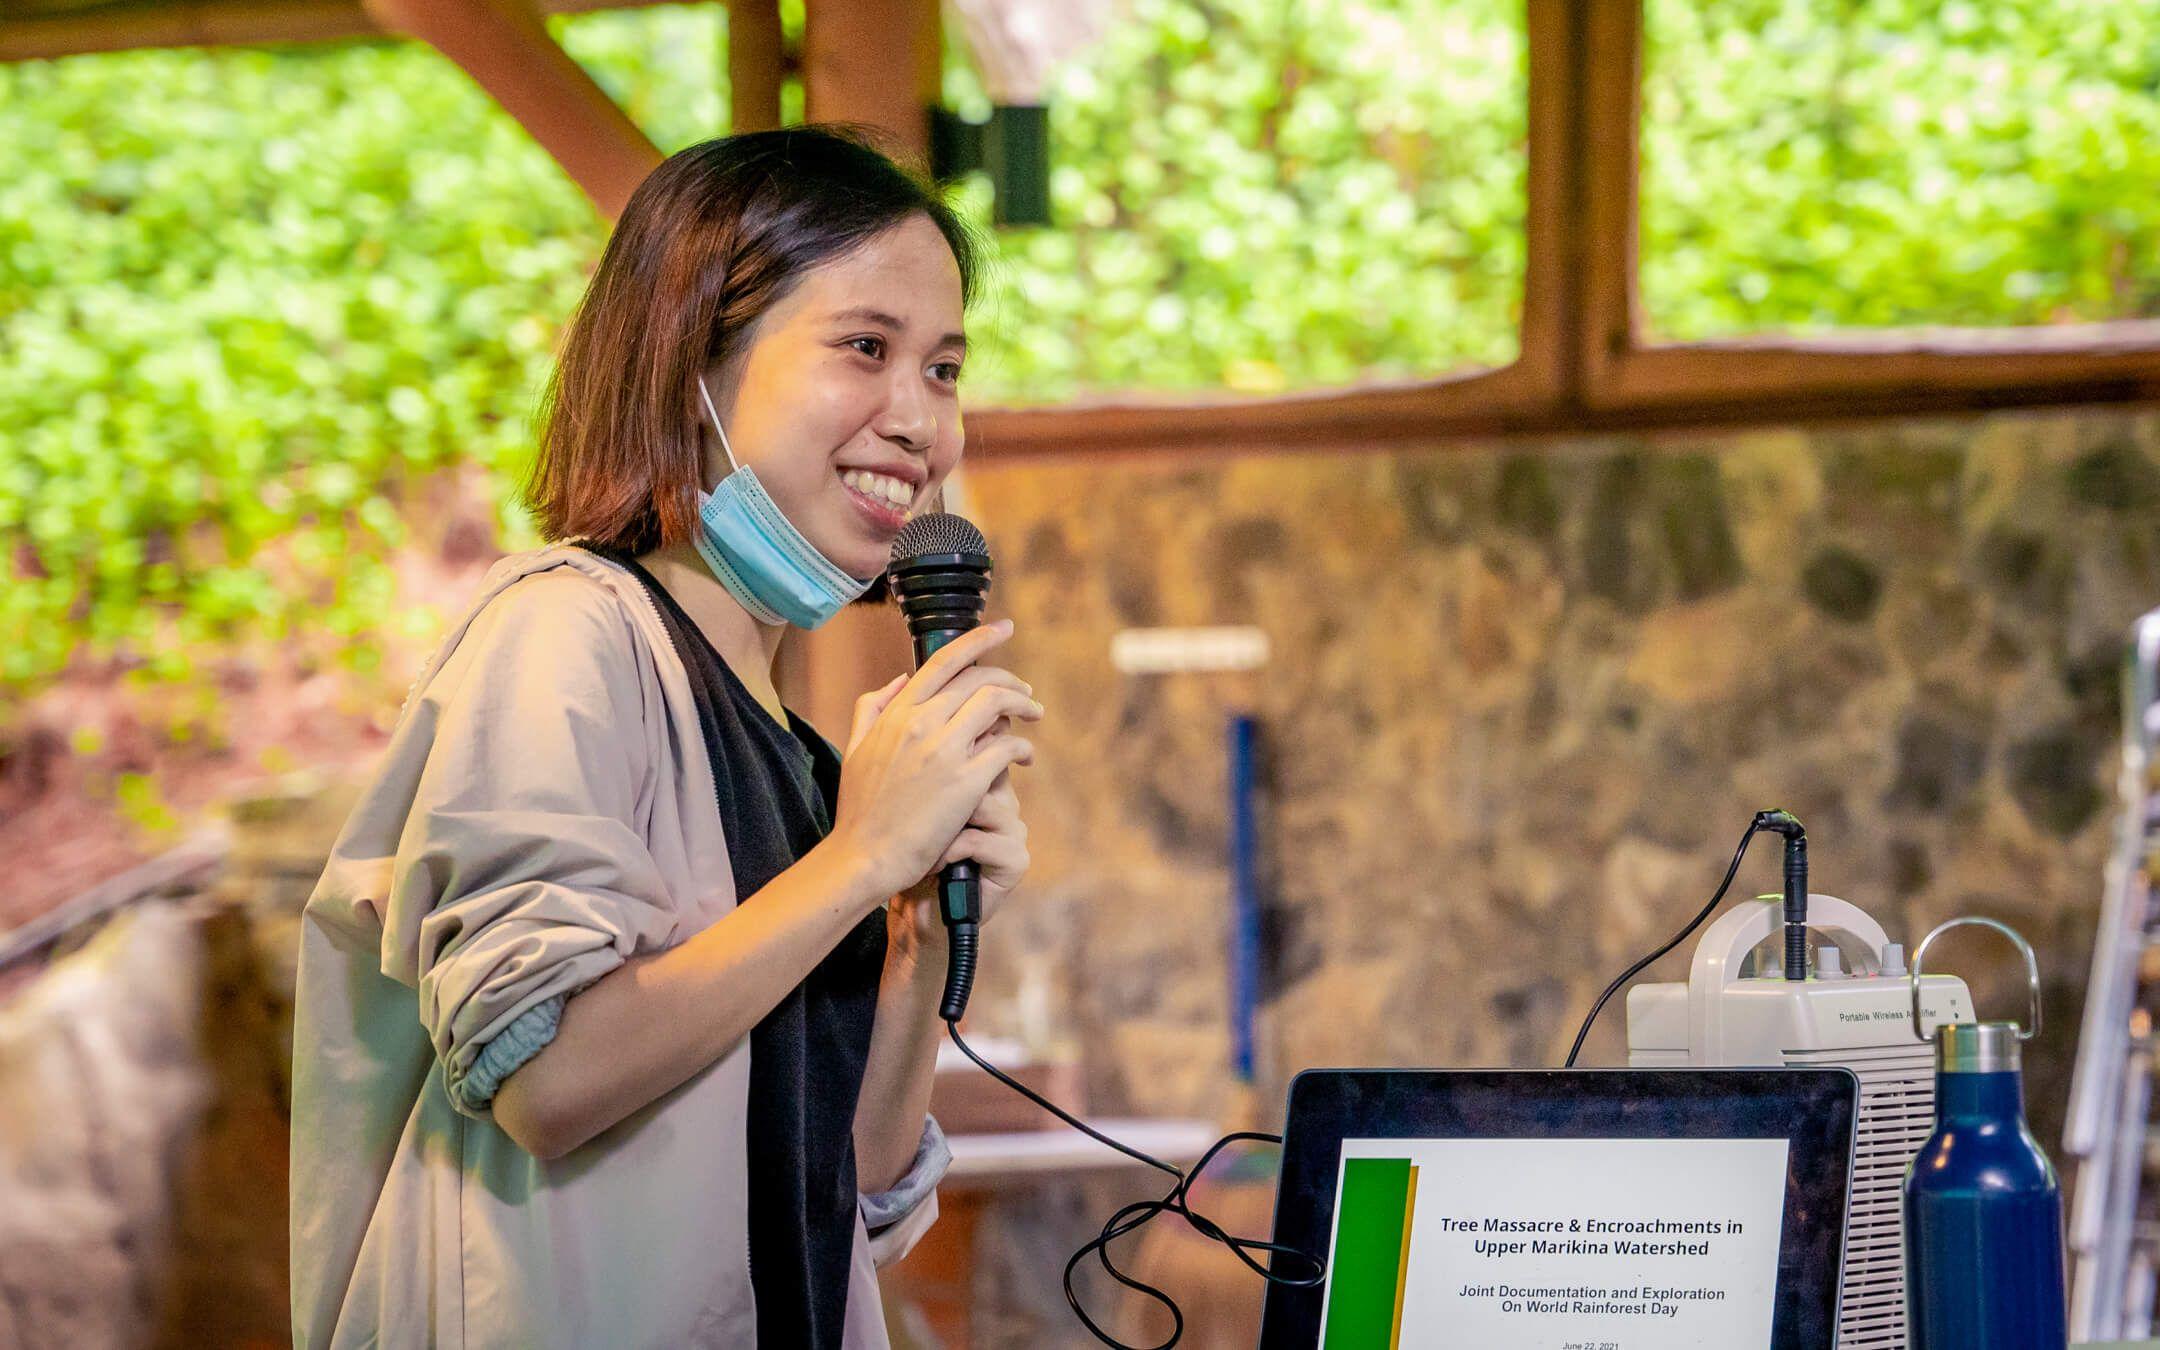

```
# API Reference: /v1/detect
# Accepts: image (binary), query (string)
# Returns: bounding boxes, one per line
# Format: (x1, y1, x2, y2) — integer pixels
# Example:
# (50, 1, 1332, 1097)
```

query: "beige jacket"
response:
(289, 545, 941, 1349)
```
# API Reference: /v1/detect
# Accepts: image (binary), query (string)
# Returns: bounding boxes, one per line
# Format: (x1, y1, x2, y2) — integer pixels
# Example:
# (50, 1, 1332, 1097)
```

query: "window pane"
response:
(946, 0, 1525, 405)
(1642, 0, 2160, 341)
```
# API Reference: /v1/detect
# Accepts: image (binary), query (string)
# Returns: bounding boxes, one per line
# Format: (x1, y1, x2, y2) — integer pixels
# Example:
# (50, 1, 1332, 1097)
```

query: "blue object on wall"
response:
(1228, 713, 1262, 1084)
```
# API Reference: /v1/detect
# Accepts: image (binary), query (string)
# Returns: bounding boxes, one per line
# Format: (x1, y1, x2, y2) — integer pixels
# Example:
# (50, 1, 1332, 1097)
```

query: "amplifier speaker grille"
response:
(1784, 1043, 1938, 1348)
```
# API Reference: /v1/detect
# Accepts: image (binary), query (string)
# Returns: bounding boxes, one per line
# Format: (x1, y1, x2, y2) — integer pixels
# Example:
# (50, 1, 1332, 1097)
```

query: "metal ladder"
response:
(2067, 608, 2160, 1342)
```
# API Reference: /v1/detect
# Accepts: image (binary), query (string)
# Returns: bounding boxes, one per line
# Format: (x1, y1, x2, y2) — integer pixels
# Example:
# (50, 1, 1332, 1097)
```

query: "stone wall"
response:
(0, 779, 348, 1350)
(961, 403, 2160, 1153)
(0, 904, 208, 1350)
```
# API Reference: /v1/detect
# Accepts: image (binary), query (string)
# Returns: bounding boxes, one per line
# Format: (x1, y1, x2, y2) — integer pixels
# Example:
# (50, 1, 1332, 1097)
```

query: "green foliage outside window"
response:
(1644, 0, 2160, 338)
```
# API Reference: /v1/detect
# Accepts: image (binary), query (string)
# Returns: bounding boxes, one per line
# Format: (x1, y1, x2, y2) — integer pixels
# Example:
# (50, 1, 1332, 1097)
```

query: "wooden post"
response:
(1518, 0, 1578, 408)
(781, 0, 945, 736)
(727, 0, 786, 134)
(1520, 0, 1638, 412)
(803, 0, 940, 163)
(1577, 0, 1643, 404)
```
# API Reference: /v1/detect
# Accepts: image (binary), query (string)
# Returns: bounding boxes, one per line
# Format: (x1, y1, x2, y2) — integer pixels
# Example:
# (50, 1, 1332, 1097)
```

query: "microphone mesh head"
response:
(890, 511, 989, 567)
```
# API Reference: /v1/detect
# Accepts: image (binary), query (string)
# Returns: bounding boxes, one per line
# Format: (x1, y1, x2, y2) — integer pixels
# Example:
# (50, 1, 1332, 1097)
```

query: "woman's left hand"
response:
(847, 675, 1033, 967)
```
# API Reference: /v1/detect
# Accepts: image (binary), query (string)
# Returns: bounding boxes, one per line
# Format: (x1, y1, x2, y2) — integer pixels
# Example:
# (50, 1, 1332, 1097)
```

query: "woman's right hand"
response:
(830, 619, 1042, 900)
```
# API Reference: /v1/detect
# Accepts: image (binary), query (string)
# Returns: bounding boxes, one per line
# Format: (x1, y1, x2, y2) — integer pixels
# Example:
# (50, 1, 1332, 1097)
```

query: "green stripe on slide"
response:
(1323, 1157, 1415, 1349)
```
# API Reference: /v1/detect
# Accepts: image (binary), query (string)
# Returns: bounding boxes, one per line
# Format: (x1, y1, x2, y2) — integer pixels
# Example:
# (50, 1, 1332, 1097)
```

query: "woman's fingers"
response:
(970, 771, 1018, 828)
(965, 733, 1035, 788)
(897, 620, 1013, 707)
(846, 673, 908, 753)
(830, 618, 1033, 899)
(939, 825, 1031, 877)
(856, 663, 1023, 757)
(945, 685, 1043, 749)
(918, 664, 1031, 721)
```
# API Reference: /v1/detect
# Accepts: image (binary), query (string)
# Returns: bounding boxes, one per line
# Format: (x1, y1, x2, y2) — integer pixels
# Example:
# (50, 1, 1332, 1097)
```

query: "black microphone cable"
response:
(1562, 809, 1807, 1068)
(942, 1016, 1325, 1348)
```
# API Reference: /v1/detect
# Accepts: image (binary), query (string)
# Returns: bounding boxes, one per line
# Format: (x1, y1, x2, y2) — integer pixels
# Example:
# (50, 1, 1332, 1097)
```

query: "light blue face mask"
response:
(692, 375, 877, 630)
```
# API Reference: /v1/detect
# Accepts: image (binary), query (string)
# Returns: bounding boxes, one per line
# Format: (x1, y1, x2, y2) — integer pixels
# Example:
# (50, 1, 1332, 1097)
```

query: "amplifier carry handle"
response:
(1683, 893, 1890, 1063)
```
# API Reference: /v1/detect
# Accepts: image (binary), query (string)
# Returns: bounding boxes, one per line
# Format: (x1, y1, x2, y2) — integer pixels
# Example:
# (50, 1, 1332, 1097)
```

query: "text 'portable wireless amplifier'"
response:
(1627, 893, 1973, 1350)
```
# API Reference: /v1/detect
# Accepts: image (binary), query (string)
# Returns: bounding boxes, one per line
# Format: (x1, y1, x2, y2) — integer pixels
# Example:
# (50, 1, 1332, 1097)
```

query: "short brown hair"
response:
(525, 125, 984, 554)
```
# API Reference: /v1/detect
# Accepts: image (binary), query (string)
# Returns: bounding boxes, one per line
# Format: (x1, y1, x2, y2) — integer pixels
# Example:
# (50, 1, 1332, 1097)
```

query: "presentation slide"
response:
(1316, 1137, 1790, 1350)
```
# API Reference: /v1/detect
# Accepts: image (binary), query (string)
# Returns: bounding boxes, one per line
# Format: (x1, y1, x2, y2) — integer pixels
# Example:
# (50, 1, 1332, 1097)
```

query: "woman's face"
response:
(703, 212, 968, 581)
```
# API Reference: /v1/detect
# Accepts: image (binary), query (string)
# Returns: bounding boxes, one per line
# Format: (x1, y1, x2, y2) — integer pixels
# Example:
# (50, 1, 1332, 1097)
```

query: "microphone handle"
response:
(913, 623, 983, 1022)
(938, 873, 980, 1023)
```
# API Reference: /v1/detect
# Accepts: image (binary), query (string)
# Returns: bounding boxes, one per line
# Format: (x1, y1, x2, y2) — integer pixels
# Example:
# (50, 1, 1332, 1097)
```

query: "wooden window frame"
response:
(969, 0, 2160, 459)
(8, 0, 2158, 453)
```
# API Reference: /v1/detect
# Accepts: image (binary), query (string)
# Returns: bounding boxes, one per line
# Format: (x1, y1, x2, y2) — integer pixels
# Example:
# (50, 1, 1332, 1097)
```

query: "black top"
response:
(583, 546, 887, 1350)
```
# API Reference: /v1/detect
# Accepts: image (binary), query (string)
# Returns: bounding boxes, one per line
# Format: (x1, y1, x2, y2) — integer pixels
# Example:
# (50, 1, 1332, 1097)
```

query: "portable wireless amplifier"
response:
(1627, 894, 1973, 1350)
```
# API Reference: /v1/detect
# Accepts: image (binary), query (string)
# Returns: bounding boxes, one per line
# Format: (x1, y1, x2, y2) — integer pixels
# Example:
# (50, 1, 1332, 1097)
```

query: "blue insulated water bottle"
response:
(1903, 916, 2067, 1350)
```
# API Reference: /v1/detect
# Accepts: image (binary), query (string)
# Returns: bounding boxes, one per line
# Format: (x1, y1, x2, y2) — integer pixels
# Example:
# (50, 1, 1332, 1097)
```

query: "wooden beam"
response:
(361, 0, 662, 221)
(1604, 332, 2160, 411)
(943, 0, 1111, 105)
(960, 384, 2160, 463)
(0, 0, 661, 63)
(964, 363, 1549, 459)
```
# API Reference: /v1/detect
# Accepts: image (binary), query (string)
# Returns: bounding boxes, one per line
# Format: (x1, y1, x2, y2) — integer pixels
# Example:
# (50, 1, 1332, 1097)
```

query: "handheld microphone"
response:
(887, 511, 994, 1022)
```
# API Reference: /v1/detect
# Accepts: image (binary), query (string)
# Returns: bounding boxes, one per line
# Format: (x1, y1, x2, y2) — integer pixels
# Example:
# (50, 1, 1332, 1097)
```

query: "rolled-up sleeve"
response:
(448, 993, 565, 1113)
(386, 571, 682, 1123)
(861, 1114, 951, 1267)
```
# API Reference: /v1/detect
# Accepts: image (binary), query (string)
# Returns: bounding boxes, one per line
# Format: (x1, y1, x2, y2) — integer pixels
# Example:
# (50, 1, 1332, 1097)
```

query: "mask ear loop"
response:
(696, 375, 741, 475)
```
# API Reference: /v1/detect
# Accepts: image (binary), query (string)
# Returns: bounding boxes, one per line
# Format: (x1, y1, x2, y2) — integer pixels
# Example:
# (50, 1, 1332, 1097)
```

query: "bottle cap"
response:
(1937, 1022, 2023, 1074)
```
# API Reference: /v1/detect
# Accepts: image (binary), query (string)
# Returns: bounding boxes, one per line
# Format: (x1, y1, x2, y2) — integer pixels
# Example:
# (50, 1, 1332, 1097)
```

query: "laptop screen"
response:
(1259, 1069, 1858, 1350)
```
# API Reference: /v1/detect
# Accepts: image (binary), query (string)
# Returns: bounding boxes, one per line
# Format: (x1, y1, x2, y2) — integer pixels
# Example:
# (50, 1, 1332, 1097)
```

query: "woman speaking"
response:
(289, 127, 1039, 1349)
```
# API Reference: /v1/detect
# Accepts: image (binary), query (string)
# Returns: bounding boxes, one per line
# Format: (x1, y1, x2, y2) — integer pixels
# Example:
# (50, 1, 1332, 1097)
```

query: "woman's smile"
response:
(838, 466, 918, 533)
